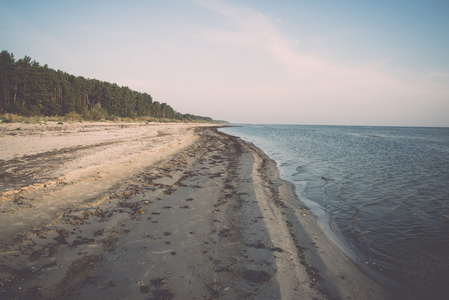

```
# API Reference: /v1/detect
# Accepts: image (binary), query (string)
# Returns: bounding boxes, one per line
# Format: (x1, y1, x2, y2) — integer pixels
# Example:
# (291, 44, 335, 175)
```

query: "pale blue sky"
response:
(1, 0, 448, 126)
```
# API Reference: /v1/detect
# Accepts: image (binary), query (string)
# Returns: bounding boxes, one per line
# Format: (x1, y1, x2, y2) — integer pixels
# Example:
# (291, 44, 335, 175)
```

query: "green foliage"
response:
(82, 103, 108, 121)
(64, 111, 83, 123)
(1, 113, 17, 123)
(0, 50, 215, 123)
(0, 113, 63, 124)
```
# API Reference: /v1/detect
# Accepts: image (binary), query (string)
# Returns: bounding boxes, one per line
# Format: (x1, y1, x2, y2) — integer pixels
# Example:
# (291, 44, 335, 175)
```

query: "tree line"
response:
(0, 50, 213, 122)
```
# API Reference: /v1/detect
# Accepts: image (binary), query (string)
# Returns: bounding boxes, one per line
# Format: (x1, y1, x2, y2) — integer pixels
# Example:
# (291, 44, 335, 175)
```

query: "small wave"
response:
(219, 124, 449, 297)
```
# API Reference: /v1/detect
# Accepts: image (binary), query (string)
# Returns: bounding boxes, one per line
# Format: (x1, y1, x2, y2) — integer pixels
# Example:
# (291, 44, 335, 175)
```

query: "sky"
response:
(1, 0, 448, 126)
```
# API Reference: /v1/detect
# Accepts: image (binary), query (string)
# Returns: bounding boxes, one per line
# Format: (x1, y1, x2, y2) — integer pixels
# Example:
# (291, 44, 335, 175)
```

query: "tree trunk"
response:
(14, 83, 17, 103)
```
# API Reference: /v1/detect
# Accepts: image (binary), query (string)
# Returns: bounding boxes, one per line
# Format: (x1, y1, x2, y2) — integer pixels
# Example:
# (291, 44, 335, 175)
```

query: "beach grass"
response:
(0, 113, 215, 125)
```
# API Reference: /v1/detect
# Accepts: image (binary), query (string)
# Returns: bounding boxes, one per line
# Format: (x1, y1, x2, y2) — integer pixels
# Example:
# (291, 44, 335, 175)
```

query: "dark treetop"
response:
(0, 50, 213, 122)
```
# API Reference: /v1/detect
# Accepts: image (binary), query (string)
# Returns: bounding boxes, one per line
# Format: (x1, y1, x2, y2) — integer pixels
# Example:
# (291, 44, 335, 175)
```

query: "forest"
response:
(0, 50, 213, 122)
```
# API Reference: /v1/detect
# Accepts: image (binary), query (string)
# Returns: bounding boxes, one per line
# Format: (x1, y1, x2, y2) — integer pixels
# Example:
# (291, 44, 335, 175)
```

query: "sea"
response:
(219, 125, 449, 299)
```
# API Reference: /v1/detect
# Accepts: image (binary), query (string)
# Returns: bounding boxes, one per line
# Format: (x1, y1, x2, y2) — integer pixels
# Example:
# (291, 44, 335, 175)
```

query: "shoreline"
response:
(0, 123, 391, 299)
(234, 132, 393, 299)
(219, 127, 401, 295)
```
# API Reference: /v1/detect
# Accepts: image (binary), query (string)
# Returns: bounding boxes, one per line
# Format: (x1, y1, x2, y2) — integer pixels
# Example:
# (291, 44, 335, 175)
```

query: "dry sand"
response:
(0, 122, 391, 299)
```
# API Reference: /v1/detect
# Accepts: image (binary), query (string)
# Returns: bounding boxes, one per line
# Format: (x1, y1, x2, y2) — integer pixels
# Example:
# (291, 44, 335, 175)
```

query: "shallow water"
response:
(220, 125, 449, 299)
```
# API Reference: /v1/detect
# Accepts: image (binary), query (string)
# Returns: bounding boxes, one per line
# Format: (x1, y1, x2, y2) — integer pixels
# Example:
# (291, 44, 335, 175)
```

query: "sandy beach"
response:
(0, 122, 391, 299)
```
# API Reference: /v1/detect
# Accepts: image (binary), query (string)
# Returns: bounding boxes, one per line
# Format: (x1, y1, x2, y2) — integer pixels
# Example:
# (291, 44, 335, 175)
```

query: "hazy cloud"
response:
(191, 0, 449, 126)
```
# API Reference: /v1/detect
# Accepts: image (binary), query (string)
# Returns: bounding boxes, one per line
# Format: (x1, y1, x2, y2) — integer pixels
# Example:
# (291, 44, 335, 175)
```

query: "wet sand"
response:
(0, 122, 391, 299)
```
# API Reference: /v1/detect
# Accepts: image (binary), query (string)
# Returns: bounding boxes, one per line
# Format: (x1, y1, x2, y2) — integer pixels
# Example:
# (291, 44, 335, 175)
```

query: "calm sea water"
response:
(219, 125, 449, 299)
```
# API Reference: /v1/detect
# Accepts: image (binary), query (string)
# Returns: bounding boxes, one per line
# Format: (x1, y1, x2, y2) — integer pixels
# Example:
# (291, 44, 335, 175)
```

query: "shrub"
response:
(88, 104, 108, 121)
(64, 112, 83, 123)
